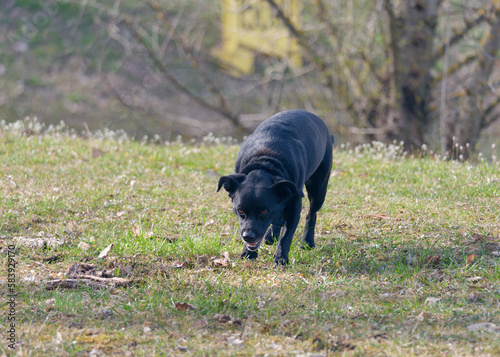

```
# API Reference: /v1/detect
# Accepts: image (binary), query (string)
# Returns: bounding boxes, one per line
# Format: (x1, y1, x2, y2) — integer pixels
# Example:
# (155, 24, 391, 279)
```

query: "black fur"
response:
(217, 110, 334, 265)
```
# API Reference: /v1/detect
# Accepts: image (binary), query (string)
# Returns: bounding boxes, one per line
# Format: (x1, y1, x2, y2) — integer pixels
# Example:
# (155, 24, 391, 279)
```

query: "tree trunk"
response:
(388, 0, 441, 150)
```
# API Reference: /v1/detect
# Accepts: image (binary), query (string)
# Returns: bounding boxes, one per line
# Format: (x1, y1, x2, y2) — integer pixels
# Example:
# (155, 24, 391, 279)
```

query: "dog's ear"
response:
(217, 174, 246, 197)
(271, 180, 304, 203)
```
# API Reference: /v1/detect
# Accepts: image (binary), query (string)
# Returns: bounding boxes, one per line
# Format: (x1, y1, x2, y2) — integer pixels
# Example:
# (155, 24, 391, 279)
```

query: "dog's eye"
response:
(237, 209, 244, 215)
(261, 210, 268, 216)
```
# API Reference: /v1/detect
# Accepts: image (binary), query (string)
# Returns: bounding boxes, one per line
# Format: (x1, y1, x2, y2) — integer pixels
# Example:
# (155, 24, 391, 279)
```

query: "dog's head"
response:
(217, 171, 303, 251)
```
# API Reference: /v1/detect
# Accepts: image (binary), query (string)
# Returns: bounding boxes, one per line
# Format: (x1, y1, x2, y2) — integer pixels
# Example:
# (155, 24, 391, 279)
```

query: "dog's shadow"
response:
(294, 234, 498, 277)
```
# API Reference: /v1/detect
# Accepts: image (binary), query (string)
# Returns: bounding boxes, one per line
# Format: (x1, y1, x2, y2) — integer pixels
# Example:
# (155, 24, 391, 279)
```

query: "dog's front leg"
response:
(274, 199, 302, 265)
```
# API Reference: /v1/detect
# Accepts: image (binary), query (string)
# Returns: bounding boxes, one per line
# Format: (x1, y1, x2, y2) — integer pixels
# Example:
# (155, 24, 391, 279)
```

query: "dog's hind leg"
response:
(302, 148, 333, 249)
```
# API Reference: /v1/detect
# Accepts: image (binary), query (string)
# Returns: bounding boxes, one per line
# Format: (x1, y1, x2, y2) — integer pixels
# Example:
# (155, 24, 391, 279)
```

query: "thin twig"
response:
(439, 20, 451, 155)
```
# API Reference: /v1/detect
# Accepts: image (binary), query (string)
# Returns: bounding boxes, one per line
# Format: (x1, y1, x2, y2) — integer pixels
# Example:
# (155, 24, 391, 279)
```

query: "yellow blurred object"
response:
(211, 0, 302, 76)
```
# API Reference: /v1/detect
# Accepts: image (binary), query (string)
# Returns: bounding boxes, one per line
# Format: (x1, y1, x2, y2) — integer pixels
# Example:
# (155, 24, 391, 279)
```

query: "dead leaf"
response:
(42, 254, 65, 264)
(78, 242, 90, 251)
(92, 148, 103, 158)
(227, 336, 244, 346)
(54, 331, 63, 345)
(67, 262, 97, 277)
(174, 302, 195, 311)
(467, 322, 499, 333)
(468, 284, 487, 289)
(213, 314, 232, 323)
(416, 312, 429, 321)
(424, 297, 440, 306)
(365, 214, 402, 221)
(132, 225, 141, 236)
(150, 233, 180, 243)
(422, 254, 442, 267)
(192, 319, 207, 328)
(371, 333, 389, 340)
(243, 260, 253, 268)
(466, 276, 483, 283)
(172, 261, 186, 268)
(98, 243, 114, 259)
(466, 254, 475, 266)
(472, 234, 495, 243)
(45, 298, 56, 311)
(97, 308, 112, 319)
(429, 270, 442, 281)
(165, 233, 180, 242)
(84, 328, 100, 336)
(213, 314, 243, 326)
(211, 258, 230, 267)
(203, 219, 215, 228)
(366, 214, 391, 220)
(211, 251, 231, 267)
(196, 255, 209, 263)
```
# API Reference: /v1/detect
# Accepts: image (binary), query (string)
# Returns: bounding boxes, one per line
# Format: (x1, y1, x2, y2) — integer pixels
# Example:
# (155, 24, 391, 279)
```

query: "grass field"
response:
(1, 119, 499, 356)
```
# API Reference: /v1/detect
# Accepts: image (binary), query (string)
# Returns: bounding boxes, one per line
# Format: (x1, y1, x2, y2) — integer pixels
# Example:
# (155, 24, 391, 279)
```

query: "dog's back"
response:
(235, 109, 333, 186)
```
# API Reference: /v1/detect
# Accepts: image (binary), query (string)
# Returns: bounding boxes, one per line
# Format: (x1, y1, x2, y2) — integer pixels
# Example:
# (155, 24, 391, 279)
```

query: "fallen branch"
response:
(45, 276, 131, 290)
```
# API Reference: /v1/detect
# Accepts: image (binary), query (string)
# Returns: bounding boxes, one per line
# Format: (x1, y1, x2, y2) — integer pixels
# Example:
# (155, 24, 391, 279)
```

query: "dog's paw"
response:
(301, 231, 315, 250)
(274, 256, 289, 266)
(300, 239, 315, 250)
(241, 249, 258, 260)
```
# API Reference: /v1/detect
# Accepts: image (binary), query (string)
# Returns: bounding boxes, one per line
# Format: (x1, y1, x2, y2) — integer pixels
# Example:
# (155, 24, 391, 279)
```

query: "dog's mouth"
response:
(245, 240, 262, 251)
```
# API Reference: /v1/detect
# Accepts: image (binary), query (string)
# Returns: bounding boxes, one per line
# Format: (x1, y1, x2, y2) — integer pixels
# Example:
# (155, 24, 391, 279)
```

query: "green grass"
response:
(1, 119, 499, 356)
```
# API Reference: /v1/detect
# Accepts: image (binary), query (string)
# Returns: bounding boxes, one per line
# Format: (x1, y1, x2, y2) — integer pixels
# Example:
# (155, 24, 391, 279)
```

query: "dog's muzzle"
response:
(241, 229, 262, 251)
(245, 240, 261, 251)
(241, 226, 273, 251)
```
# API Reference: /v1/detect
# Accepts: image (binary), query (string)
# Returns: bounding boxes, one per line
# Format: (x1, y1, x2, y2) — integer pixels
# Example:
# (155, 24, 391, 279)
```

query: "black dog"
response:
(217, 110, 334, 265)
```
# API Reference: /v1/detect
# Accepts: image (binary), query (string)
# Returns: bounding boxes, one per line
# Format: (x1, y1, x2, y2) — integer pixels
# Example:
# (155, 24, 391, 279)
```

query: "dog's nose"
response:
(241, 230, 256, 241)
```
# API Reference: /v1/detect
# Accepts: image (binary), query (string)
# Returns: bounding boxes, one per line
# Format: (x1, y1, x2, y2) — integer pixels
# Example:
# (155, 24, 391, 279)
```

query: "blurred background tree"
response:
(0, 0, 498, 157)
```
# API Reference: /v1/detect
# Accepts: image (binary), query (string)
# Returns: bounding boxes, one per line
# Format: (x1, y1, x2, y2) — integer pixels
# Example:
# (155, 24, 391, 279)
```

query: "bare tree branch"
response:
(432, 13, 487, 64)
(265, 0, 374, 126)
(264, 0, 330, 77)
(431, 53, 476, 86)
(100, 73, 162, 138)
(483, 95, 500, 126)
(125, 16, 245, 132)
(145, 1, 244, 132)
